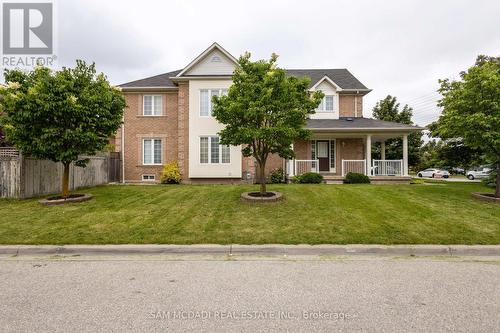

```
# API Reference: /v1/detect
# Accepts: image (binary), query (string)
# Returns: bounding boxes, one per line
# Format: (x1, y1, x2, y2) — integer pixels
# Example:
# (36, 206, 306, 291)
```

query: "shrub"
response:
(344, 172, 370, 184)
(294, 172, 323, 184)
(160, 161, 182, 184)
(270, 168, 285, 184)
(482, 165, 497, 188)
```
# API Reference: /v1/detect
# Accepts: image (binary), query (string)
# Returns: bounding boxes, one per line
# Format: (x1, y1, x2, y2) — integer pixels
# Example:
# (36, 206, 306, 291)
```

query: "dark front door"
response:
(317, 141, 329, 172)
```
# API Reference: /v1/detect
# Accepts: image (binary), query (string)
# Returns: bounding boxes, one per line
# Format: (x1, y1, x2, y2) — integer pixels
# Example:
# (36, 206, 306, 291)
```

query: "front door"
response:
(317, 141, 329, 172)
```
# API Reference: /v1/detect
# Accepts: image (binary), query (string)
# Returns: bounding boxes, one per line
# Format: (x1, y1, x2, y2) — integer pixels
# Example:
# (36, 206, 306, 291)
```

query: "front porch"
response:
(286, 132, 412, 183)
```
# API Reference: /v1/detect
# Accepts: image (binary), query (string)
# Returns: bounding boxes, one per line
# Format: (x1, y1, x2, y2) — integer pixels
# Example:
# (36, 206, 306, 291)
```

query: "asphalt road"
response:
(1, 256, 499, 332)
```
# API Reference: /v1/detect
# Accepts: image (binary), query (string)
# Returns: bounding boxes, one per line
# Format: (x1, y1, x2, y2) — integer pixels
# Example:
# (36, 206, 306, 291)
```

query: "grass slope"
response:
(0, 182, 498, 245)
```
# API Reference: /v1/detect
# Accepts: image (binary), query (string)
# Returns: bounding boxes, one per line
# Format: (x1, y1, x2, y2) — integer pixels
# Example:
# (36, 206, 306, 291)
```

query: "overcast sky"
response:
(27, 0, 500, 126)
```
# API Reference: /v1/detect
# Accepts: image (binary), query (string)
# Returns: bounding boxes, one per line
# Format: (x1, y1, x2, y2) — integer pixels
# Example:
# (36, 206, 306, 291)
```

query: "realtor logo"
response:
(2, 2, 53, 54)
(1, 1, 56, 68)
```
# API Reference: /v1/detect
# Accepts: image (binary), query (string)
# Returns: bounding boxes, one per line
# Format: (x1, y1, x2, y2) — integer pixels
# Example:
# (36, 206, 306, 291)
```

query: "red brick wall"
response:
(336, 138, 365, 174)
(339, 95, 363, 117)
(177, 82, 189, 181)
(121, 91, 178, 182)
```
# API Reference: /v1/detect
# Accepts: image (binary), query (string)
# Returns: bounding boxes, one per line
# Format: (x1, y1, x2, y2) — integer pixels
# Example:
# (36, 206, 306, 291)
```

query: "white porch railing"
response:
(292, 159, 319, 176)
(373, 160, 403, 176)
(342, 160, 366, 176)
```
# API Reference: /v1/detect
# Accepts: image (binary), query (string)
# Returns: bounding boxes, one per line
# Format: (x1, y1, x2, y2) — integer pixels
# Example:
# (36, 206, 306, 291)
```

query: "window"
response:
(330, 140, 336, 170)
(199, 89, 228, 116)
(143, 139, 162, 165)
(200, 137, 209, 163)
(210, 137, 220, 163)
(200, 136, 230, 164)
(316, 95, 335, 112)
(143, 95, 162, 116)
(142, 175, 155, 181)
(311, 140, 316, 160)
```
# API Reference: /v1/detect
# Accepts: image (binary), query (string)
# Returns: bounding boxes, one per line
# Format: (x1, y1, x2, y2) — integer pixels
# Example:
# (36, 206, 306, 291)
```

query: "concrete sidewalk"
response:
(1, 244, 500, 257)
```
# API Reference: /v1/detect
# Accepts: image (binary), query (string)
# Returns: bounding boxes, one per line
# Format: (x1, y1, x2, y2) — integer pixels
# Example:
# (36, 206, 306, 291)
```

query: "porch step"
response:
(323, 175, 344, 184)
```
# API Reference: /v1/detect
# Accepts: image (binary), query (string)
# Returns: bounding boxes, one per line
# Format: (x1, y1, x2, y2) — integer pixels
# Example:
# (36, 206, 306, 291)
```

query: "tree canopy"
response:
(371, 95, 423, 167)
(0, 61, 126, 197)
(212, 52, 323, 194)
(433, 55, 500, 196)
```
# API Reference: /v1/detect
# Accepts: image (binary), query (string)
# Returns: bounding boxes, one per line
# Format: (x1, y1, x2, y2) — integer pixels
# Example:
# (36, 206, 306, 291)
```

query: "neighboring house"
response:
(115, 42, 422, 184)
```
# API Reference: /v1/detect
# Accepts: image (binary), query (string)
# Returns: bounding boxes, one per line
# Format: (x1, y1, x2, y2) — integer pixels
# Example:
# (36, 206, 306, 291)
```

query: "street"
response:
(1, 255, 499, 332)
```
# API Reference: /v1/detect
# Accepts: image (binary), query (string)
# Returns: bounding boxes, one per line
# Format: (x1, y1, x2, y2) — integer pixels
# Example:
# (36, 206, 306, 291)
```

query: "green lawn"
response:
(0, 181, 498, 245)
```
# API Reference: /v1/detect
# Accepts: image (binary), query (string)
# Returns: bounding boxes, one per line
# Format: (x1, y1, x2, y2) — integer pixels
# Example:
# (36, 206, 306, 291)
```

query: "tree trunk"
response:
(62, 162, 70, 198)
(258, 160, 267, 195)
(495, 162, 500, 198)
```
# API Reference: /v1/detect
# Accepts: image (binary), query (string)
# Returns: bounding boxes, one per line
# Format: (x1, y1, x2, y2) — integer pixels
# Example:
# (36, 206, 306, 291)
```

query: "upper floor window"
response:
(200, 89, 228, 117)
(143, 95, 162, 116)
(317, 95, 335, 112)
(143, 139, 162, 165)
(200, 136, 230, 164)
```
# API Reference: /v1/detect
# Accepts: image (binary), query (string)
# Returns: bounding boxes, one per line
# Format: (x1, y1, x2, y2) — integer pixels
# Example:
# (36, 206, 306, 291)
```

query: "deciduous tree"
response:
(212, 53, 323, 195)
(0, 61, 125, 198)
(434, 55, 500, 197)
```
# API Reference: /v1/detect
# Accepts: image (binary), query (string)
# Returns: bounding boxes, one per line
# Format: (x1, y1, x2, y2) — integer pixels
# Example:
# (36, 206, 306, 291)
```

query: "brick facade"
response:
(339, 95, 363, 117)
(119, 87, 365, 182)
(122, 91, 178, 182)
(177, 82, 189, 181)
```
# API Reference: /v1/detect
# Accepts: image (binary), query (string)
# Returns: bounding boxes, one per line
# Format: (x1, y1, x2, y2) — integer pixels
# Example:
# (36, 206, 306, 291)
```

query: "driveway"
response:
(1, 255, 499, 332)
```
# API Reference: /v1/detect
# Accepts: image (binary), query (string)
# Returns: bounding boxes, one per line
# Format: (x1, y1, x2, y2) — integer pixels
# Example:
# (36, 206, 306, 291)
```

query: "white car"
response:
(466, 167, 491, 180)
(417, 168, 450, 178)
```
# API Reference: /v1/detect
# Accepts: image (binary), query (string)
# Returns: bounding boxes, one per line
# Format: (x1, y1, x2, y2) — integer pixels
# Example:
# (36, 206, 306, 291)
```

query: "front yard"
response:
(0, 181, 498, 245)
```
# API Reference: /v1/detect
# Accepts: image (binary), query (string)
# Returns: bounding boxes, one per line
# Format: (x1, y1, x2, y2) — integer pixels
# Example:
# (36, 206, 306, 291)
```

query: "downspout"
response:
(354, 90, 358, 117)
(121, 120, 125, 184)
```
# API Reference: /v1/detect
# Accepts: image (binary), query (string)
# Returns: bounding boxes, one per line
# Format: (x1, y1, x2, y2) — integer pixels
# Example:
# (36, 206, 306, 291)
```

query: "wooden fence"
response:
(0, 148, 119, 198)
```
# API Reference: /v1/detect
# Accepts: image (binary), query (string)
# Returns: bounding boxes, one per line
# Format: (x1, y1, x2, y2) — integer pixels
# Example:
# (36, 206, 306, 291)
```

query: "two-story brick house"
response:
(116, 43, 421, 184)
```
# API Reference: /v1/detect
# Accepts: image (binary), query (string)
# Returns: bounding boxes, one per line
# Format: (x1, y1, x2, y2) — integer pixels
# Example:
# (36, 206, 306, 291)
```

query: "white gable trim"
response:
(309, 75, 342, 91)
(176, 42, 239, 77)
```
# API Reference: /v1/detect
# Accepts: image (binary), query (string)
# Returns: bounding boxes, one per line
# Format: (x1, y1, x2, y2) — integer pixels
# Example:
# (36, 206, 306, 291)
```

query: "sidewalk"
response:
(1, 244, 500, 257)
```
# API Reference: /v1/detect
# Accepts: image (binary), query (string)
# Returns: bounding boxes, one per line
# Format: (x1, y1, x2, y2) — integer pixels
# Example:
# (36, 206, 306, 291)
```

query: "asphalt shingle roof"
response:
(285, 69, 368, 90)
(119, 68, 369, 90)
(307, 118, 423, 130)
(119, 69, 181, 88)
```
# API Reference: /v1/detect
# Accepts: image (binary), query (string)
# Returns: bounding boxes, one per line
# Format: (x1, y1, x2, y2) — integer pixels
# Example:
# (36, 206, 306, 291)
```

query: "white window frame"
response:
(142, 138, 162, 165)
(199, 136, 230, 164)
(142, 174, 156, 181)
(199, 89, 228, 117)
(330, 139, 336, 172)
(316, 95, 335, 112)
(143, 95, 163, 116)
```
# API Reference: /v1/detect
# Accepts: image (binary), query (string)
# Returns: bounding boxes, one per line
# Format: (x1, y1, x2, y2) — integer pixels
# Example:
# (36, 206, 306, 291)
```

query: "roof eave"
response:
(170, 76, 232, 81)
(120, 86, 179, 92)
(308, 127, 424, 132)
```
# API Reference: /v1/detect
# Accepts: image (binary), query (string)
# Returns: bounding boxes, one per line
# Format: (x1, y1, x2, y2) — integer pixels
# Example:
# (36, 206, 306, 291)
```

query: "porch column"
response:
(366, 134, 372, 175)
(402, 134, 408, 176)
(381, 141, 386, 160)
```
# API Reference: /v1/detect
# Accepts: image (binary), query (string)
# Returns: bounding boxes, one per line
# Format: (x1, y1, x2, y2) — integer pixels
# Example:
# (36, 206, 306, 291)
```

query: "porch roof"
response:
(306, 117, 423, 132)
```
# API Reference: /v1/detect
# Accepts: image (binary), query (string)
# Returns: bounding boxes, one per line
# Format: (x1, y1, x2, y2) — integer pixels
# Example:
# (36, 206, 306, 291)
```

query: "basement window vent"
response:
(142, 174, 155, 181)
(211, 55, 221, 62)
(346, 117, 354, 121)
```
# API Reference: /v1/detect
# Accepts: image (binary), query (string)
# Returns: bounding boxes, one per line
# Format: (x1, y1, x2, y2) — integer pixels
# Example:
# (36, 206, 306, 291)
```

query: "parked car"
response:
(466, 167, 491, 180)
(417, 168, 450, 178)
(451, 167, 465, 175)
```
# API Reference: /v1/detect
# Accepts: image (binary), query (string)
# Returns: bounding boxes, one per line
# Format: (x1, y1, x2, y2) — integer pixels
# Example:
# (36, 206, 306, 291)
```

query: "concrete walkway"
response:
(1, 244, 500, 257)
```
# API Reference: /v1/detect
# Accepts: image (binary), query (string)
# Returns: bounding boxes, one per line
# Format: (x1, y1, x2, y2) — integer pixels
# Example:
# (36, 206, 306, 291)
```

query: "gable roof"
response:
(119, 45, 370, 91)
(176, 42, 239, 77)
(286, 69, 369, 90)
(307, 118, 423, 131)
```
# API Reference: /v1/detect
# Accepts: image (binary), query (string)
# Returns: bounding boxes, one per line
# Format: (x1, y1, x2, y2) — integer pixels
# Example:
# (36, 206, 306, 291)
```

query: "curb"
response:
(1, 244, 500, 257)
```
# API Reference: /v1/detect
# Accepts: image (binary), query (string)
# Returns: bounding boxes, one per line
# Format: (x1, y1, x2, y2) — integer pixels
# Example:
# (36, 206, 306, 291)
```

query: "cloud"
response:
(5, 0, 500, 126)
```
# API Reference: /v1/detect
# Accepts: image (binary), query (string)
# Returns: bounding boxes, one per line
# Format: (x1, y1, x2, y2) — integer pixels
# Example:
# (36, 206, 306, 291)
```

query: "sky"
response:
(7, 0, 500, 127)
